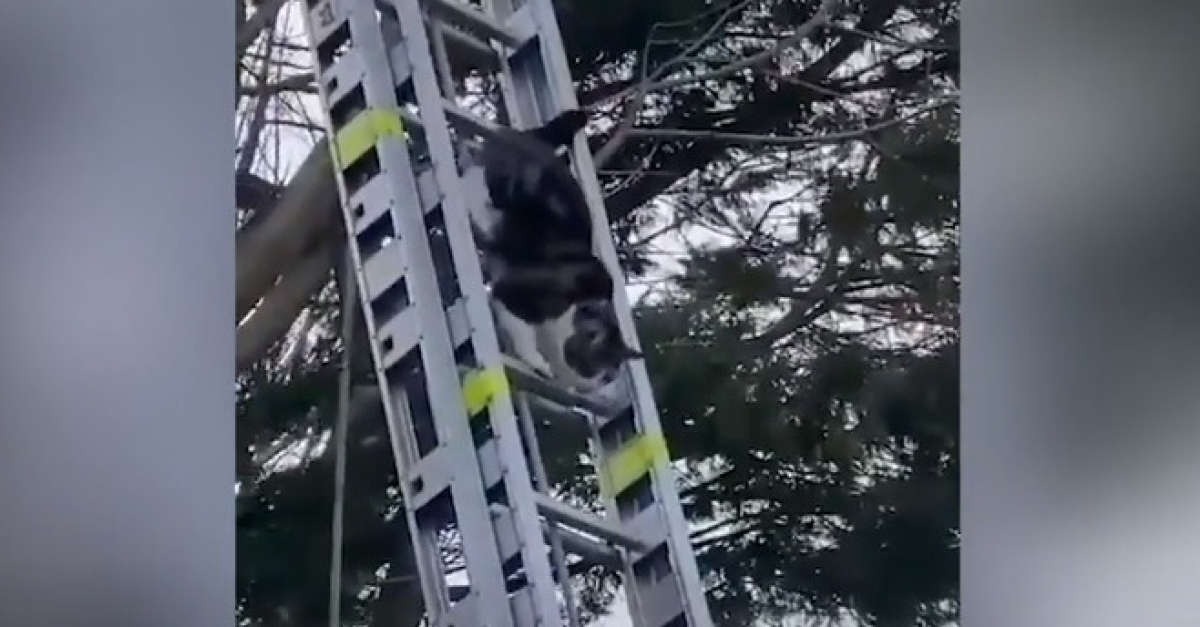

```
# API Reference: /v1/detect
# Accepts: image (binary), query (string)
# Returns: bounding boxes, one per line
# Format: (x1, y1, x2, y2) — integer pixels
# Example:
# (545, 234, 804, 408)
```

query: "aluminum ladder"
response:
(298, 0, 715, 624)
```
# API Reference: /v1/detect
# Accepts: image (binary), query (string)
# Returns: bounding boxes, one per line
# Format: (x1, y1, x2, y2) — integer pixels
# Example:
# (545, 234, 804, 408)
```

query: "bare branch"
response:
(594, 95, 643, 168)
(626, 98, 957, 147)
(238, 23, 279, 174)
(601, 0, 841, 105)
(828, 24, 959, 52)
(646, 0, 756, 80)
(237, 0, 291, 60)
(262, 117, 325, 132)
(598, 0, 915, 223)
(861, 134, 957, 196)
(237, 72, 317, 97)
(594, 0, 755, 166)
(746, 250, 860, 350)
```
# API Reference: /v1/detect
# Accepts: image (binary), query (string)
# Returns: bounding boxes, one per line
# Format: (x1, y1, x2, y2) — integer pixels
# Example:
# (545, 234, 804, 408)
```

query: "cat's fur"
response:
(469, 109, 640, 391)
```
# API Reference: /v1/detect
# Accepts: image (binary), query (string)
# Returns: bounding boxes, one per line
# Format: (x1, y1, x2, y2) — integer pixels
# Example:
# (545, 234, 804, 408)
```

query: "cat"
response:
(468, 109, 641, 392)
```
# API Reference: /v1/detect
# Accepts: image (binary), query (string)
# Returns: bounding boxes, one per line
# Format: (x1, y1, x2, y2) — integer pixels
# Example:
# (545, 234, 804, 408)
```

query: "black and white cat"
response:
(468, 109, 641, 392)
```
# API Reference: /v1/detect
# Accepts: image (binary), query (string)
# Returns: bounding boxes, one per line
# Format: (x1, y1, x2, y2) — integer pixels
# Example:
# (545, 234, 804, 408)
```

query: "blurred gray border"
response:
(0, 2, 232, 626)
(965, 0, 1200, 625)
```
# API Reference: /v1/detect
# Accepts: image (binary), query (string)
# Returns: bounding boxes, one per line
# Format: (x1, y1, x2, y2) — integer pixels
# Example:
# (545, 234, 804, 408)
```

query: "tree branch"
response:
(237, 242, 338, 370)
(237, 172, 281, 213)
(236, 139, 339, 322)
(238, 72, 317, 97)
(238, 22, 279, 174)
(615, 0, 841, 101)
(626, 98, 956, 147)
(601, 0, 906, 223)
(237, 0, 290, 62)
(827, 23, 959, 52)
(594, 0, 756, 166)
(230, 0, 945, 370)
(746, 251, 861, 350)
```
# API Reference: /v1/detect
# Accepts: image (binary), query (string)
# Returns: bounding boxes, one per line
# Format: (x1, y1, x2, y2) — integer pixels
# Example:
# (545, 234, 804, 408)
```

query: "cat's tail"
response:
(528, 109, 588, 148)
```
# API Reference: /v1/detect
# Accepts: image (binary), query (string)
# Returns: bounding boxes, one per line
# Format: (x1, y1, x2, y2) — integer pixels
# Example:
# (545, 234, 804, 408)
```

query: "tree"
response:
(235, 0, 959, 624)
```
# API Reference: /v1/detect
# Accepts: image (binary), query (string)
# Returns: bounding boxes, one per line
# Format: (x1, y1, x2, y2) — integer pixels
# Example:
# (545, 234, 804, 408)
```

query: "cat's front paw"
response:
(518, 354, 553, 379)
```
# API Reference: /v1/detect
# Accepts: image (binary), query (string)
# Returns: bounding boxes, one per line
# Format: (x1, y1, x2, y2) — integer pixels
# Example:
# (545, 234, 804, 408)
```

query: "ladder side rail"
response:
(380, 0, 567, 622)
(484, 0, 717, 624)
(299, 1, 519, 624)
(300, 3, 452, 616)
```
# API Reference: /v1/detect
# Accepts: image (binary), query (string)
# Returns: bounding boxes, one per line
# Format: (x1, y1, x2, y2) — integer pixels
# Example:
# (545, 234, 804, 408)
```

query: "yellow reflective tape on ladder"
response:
(333, 108, 406, 170)
(599, 430, 670, 497)
(462, 367, 509, 417)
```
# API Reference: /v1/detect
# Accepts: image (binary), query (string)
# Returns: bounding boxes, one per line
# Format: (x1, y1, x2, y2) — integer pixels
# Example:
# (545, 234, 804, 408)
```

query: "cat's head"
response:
(560, 298, 643, 392)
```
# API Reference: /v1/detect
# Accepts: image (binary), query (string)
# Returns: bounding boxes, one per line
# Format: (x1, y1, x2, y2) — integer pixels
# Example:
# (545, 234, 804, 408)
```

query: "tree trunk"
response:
(236, 140, 340, 322)
(237, 241, 338, 370)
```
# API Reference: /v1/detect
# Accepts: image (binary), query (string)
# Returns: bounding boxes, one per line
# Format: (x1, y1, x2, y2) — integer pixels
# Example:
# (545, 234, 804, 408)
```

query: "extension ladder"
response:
(298, 0, 714, 624)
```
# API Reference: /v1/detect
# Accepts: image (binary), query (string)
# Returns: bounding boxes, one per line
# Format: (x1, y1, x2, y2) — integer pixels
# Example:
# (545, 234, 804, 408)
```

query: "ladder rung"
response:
(436, 23, 499, 67)
(445, 299, 471, 346)
(319, 52, 364, 108)
(402, 443, 456, 511)
(360, 239, 407, 296)
(448, 584, 470, 602)
(376, 308, 422, 369)
(534, 493, 652, 553)
(545, 522, 624, 570)
(441, 592, 480, 627)
(443, 585, 537, 626)
(503, 357, 627, 418)
(526, 395, 590, 434)
(425, 0, 526, 49)
(387, 39, 414, 86)
(348, 176, 392, 235)
(638, 576, 692, 627)
(485, 501, 523, 565)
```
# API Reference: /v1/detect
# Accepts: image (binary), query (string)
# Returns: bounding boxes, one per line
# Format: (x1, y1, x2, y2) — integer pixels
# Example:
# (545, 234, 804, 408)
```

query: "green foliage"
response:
(237, 349, 405, 627)
(638, 292, 957, 625)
